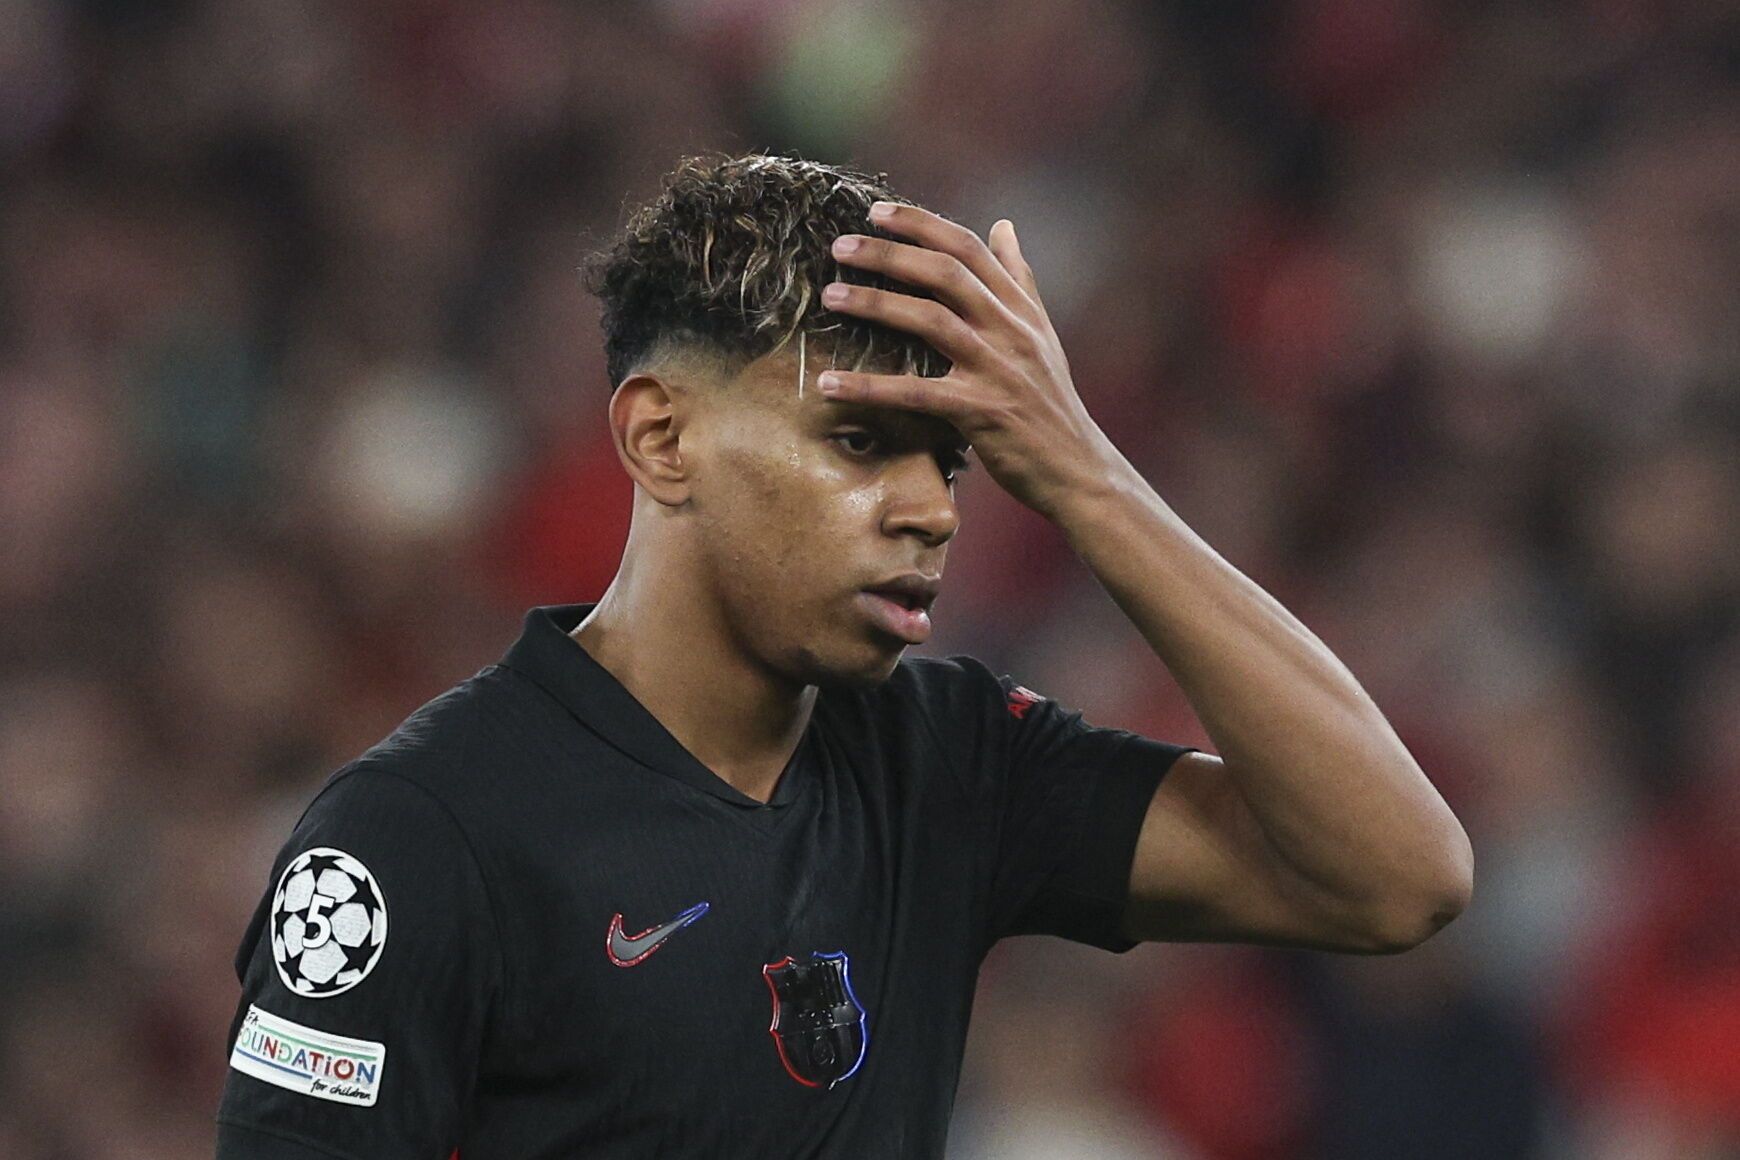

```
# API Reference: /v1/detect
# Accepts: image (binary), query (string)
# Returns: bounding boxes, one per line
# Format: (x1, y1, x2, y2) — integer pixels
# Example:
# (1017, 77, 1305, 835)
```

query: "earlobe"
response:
(608, 374, 690, 506)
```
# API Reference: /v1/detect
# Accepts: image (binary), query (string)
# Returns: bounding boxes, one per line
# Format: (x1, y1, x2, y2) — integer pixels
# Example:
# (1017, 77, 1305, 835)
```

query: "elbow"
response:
(1361, 830, 1475, 955)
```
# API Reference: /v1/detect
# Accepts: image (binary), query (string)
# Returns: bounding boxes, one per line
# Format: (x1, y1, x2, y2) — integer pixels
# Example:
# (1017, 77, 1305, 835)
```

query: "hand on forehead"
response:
(750, 342, 969, 455)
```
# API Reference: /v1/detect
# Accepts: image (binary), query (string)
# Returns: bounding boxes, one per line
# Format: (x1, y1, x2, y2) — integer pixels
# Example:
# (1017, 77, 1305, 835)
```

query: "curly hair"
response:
(580, 151, 951, 392)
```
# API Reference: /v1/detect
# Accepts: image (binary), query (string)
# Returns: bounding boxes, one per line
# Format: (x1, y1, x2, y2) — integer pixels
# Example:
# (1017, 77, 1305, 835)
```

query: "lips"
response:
(862, 574, 940, 612)
(859, 574, 941, 645)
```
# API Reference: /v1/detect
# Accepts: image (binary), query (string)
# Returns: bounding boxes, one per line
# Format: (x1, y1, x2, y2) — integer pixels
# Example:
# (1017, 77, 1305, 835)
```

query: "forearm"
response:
(1049, 448, 1473, 937)
(808, 199, 1468, 935)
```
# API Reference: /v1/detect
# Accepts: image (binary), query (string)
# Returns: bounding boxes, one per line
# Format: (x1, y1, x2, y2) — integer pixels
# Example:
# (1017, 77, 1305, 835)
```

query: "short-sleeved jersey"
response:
(215, 603, 1191, 1158)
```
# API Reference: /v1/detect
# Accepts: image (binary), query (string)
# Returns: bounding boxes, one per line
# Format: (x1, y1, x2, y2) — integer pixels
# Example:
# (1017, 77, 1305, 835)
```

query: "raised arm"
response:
(813, 200, 1472, 954)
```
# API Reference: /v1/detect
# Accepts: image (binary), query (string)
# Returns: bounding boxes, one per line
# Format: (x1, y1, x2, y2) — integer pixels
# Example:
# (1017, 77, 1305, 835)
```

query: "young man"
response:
(215, 153, 1471, 1158)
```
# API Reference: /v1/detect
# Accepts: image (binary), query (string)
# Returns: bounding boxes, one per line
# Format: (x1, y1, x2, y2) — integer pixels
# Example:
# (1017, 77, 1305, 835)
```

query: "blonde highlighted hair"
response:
(581, 152, 951, 390)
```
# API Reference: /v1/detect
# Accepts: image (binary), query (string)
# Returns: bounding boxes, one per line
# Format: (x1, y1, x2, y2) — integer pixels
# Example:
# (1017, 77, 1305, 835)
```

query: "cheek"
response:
(708, 442, 881, 592)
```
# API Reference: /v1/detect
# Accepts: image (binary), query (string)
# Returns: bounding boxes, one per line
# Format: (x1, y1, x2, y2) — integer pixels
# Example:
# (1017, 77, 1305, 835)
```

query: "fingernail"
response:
(869, 201, 896, 219)
(833, 235, 861, 255)
(822, 282, 849, 305)
(818, 372, 843, 392)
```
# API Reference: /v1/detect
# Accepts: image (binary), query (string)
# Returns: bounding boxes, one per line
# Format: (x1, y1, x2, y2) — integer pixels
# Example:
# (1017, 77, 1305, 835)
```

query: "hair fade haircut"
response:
(580, 152, 952, 392)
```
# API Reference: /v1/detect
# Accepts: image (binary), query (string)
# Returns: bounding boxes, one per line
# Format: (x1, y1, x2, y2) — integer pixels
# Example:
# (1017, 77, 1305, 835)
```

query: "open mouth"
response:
(856, 577, 939, 650)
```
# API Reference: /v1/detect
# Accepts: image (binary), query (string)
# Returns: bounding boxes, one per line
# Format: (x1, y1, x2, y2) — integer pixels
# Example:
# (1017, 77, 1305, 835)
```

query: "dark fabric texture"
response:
(215, 604, 1190, 1159)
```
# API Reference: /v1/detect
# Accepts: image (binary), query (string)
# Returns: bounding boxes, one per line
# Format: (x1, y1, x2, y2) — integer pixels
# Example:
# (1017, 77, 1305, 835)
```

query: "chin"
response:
(820, 656, 903, 691)
(788, 633, 906, 691)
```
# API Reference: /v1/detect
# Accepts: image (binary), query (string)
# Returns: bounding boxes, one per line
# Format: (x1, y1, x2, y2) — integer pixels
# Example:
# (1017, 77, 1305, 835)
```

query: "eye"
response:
(832, 429, 882, 457)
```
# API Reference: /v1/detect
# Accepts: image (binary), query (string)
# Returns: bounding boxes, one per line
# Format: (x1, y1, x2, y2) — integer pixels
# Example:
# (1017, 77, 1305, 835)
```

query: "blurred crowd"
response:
(1, 0, 1737, 1157)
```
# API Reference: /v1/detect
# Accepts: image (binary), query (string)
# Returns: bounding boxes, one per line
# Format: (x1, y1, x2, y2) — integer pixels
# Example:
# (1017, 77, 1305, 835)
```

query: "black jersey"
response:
(214, 603, 1191, 1158)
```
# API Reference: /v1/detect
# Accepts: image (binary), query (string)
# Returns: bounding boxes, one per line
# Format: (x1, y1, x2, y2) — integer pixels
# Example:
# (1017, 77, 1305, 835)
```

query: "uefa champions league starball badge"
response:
(270, 847, 388, 998)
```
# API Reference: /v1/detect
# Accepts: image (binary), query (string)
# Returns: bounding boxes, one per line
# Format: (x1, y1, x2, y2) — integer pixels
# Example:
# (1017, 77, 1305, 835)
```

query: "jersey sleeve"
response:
(215, 763, 502, 1159)
(940, 657, 1195, 953)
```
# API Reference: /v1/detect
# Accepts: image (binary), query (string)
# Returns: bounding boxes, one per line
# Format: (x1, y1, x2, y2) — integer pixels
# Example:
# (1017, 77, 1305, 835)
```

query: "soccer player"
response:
(215, 153, 1471, 1158)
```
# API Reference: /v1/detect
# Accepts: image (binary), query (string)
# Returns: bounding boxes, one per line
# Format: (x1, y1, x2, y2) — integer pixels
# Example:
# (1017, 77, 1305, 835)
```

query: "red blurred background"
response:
(1, 1, 1736, 1156)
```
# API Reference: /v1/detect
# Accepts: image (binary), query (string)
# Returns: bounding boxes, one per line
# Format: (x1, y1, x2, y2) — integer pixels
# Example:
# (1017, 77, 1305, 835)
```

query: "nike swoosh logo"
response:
(606, 901, 710, 967)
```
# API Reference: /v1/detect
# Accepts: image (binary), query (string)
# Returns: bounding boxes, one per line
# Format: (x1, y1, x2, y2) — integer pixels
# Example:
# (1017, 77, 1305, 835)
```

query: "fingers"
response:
(835, 202, 1045, 327)
(828, 234, 1015, 335)
(815, 369, 981, 422)
(819, 279, 993, 368)
(988, 219, 1044, 310)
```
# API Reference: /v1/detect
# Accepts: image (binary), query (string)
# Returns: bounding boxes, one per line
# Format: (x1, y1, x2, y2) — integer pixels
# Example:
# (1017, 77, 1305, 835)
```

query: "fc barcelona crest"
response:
(761, 951, 869, 1089)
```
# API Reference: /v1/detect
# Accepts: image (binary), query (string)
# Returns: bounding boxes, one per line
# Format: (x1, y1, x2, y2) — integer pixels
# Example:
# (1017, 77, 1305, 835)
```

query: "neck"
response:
(568, 544, 816, 805)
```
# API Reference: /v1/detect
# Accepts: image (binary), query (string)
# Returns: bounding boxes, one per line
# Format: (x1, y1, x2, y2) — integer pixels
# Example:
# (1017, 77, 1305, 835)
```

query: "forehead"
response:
(731, 350, 967, 449)
(729, 347, 834, 407)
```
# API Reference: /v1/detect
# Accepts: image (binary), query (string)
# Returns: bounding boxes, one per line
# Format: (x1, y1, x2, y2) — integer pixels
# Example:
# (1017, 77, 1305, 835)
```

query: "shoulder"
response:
(875, 653, 1038, 731)
(279, 685, 511, 932)
(293, 667, 531, 851)
(879, 652, 1005, 705)
(333, 666, 530, 802)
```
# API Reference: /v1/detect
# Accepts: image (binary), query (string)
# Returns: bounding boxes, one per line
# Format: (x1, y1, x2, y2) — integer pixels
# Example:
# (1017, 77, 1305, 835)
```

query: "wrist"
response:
(1038, 438, 1147, 530)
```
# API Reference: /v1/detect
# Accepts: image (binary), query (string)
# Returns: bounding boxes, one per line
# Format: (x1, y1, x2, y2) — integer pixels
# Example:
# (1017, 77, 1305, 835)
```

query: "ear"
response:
(607, 373, 690, 506)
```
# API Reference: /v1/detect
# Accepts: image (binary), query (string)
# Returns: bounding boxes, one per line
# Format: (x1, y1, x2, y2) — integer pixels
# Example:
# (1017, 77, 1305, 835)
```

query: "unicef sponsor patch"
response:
(271, 846, 388, 998)
(230, 1004, 385, 1106)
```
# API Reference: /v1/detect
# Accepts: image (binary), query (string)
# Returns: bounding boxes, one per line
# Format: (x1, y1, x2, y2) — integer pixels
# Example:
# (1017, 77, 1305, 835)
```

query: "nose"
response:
(881, 455, 960, 548)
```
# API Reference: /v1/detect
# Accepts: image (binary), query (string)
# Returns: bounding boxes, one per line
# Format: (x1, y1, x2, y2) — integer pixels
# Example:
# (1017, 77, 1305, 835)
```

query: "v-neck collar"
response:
(498, 603, 813, 811)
